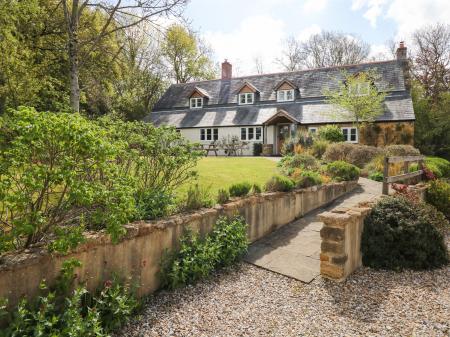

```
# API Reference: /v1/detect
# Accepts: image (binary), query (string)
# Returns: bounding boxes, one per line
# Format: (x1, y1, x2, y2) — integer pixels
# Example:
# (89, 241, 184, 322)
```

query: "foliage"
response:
(426, 180, 450, 220)
(252, 184, 262, 194)
(325, 161, 360, 181)
(0, 108, 136, 253)
(425, 157, 450, 178)
(264, 175, 295, 192)
(281, 130, 314, 155)
(368, 171, 384, 182)
(229, 182, 252, 197)
(323, 142, 383, 168)
(217, 189, 230, 204)
(135, 190, 175, 221)
(310, 139, 330, 159)
(160, 216, 248, 289)
(182, 184, 214, 211)
(361, 196, 448, 270)
(294, 170, 323, 188)
(253, 143, 263, 156)
(384, 144, 421, 157)
(324, 70, 387, 126)
(318, 125, 345, 142)
(278, 153, 319, 175)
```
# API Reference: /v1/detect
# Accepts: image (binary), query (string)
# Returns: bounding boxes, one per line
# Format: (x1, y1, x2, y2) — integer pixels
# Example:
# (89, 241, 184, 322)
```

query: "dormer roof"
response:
(234, 81, 260, 94)
(273, 79, 297, 91)
(189, 87, 210, 98)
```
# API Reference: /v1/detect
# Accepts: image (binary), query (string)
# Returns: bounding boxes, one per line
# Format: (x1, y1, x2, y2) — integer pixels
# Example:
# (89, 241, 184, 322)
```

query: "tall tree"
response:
(161, 24, 216, 83)
(412, 23, 450, 101)
(59, 0, 187, 112)
(276, 36, 303, 71)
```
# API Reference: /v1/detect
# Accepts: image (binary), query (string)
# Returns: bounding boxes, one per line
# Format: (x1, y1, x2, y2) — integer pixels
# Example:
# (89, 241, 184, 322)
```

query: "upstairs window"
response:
(238, 93, 254, 105)
(277, 89, 294, 102)
(342, 127, 358, 143)
(190, 97, 203, 109)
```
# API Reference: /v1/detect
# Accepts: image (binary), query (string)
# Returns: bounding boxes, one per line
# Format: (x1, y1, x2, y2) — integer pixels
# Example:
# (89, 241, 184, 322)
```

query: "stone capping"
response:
(0, 180, 357, 307)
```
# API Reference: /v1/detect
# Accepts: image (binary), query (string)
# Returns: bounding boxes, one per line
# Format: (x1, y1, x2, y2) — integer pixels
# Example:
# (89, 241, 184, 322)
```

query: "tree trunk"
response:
(64, 0, 80, 112)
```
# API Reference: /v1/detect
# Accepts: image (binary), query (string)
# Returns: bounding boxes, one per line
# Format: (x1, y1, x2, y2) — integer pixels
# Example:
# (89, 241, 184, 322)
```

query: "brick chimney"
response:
(221, 59, 232, 80)
(396, 41, 407, 60)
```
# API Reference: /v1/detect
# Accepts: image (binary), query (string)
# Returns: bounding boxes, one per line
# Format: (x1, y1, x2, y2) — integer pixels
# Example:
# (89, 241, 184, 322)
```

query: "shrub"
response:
(318, 125, 345, 142)
(135, 190, 174, 220)
(252, 183, 262, 194)
(253, 143, 263, 156)
(183, 184, 214, 211)
(295, 170, 323, 188)
(264, 175, 295, 192)
(325, 161, 360, 181)
(160, 216, 248, 289)
(323, 142, 382, 168)
(384, 144, 420, 157)
(279, 153, 319, 175)
(361, 196, 448, 270)
(310, 139, 329, 159)
(425, 157, 450, 178)
(368, 171, 384, 182)
(426, 179, 450, 220)
(281, 130, 314, 155)
(229, 182, 252, 197)
(419, 203, 450, 237)
(217, 189, 230, 204)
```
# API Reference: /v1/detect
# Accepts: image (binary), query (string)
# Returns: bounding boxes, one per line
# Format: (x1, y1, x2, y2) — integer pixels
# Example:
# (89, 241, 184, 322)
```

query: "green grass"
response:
(178, 157, 279, 198)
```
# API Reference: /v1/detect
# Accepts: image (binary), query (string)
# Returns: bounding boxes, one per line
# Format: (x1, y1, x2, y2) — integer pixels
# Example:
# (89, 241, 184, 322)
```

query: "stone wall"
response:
(0, 181, 357, 307)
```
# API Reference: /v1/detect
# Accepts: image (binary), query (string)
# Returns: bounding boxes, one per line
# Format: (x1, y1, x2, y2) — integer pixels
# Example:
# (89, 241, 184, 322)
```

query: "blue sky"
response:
(184, 0, 450, 75)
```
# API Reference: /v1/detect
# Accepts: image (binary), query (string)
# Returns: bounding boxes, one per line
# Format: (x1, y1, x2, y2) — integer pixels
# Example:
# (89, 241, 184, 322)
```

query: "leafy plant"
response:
(264, 175, 295, 192)
(135, 190, 175, 220)
(425, 157, 450, 178)
(252, 183, 262, 194)
(426, 179, 450, 220)
(310, 139, 329, 159)
(294, 170, 323, 188)
(217, 189, 230, 204)
(384, 144, 420, 157)
(361, 196, 448, 270)
(281, 130, 314, 155)
(229, 182, 252, 197)
(182, 184, 214, 211)
(325, 161, 360, 181)
(318, 125, 345, 142)
(278, 153, 319, 175)
(323, 142, 383, 168)
(368, 171, 384, 182)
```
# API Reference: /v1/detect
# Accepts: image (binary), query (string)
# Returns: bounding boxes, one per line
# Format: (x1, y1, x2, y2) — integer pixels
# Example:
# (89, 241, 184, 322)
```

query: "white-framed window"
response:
(349, 82, 370, 96)
(308, 127, 318, 134)
(200, 128, 218, 141)
(190, 97, 203, 109)
(240, 127, 262, 141)
(341, 127, 358, 143)
(277, 89, 294, 102)
(238, 93, 254, 105)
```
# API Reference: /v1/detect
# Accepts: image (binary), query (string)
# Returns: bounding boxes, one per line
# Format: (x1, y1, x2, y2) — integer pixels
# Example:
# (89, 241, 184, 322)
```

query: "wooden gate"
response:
(382, 155, 425, 195)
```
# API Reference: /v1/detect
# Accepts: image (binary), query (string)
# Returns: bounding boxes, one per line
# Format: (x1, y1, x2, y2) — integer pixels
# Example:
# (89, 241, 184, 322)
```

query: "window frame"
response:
(190, 97, 203, 109)
(341, 127, 358, 143)
(240, 126, 262, 141)
(200, 128, 219, 141)
(277, 89, 295, 102)
(308, 127, 318, 134)
(238, 92, 254, 105)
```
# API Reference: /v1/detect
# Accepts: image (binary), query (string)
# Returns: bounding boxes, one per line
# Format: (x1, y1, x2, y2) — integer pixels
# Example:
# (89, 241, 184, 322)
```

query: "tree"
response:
(412, 23, 450, 101)
(278, 31, 370, 71)
(161, 24, 216, 83)
(324, 70, 387, 127)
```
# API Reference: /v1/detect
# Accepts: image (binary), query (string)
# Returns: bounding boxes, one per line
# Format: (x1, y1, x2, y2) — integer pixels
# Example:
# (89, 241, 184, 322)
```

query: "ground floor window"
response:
(308, 127, 317, 134)
(240, 127, 262, 141)
(200, 128, 218, 141)
(341, 127, 358, 143)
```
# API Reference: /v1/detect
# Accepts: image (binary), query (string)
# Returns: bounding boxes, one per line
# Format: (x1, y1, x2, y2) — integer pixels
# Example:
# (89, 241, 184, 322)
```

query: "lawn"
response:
(178, 157, 279, 198)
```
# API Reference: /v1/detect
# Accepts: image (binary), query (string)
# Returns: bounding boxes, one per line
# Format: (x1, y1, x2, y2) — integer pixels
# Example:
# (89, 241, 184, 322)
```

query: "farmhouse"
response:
(146, 43, 415, 155)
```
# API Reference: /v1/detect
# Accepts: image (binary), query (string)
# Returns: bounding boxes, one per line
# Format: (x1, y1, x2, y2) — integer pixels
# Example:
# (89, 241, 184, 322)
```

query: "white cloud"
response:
(303, 0, 328, 13)
(369, 43, 392, 60)
(297, 24, 322, 41)
(351, 0, 387, 27)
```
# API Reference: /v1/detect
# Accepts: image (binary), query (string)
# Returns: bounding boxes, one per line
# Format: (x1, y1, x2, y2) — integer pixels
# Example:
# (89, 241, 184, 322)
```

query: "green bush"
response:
(310, 139, 329, 159)
(368, 171, 384, 182)
(182, 184, 214, 211)
(425, 157, 450, 178)
(278, 153, 319, 175)
(135, 190, 174, 220)
(253, 143, 263, 156)
(318, 125, 345, 142)
(426, 179, 450, 220)
(264, 175, 295, 192)
(217, 189, 230, 204)
(160, 216, 248, 289)
(361, 196, 448, 270)
(252, 183, 262, 194)
(229, 182, 252, 197)
(419, 203, 450, 237)
(325, 161, 360, 181)
(295, 170, 323, 188)
(384, 144, 420, 157)
(280, 130, 314, 155)
(323, 142, 383, 168)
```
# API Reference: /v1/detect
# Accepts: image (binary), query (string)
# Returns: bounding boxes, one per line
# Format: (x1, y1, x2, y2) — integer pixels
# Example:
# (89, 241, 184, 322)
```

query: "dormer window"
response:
(239, 93, 254, 105)
(277, 89, 294, 102)
(190, 97, 203, 109)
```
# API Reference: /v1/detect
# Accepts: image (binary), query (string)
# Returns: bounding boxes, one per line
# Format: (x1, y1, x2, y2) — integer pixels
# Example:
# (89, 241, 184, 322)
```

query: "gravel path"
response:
(117, 262, 449, 337)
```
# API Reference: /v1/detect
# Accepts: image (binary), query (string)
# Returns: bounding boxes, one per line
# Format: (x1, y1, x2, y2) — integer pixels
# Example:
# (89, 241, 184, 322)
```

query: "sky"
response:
(184, 0, 450, 76)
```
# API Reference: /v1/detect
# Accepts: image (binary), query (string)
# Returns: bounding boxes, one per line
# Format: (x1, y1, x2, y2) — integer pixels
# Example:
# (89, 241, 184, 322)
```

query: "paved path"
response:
(244, 178, 382, 283)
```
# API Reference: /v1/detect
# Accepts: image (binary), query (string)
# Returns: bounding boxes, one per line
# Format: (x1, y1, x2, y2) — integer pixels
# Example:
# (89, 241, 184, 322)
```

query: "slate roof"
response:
(147, 60, 415, 128)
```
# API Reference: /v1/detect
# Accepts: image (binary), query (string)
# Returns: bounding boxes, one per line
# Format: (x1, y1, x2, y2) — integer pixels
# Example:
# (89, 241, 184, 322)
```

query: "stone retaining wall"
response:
(0, 181, 357, 307)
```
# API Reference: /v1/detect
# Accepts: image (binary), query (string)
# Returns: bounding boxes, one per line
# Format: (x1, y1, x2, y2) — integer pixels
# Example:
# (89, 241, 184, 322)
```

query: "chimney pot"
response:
(221, 60, 232, 80)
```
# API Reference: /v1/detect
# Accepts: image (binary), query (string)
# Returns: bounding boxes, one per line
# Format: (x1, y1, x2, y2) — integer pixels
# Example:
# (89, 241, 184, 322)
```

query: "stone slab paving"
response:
(244, 177, 382, 283)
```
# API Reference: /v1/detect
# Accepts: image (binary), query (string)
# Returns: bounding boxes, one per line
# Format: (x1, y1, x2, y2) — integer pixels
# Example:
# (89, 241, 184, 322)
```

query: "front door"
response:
(277, 124, 291, 154)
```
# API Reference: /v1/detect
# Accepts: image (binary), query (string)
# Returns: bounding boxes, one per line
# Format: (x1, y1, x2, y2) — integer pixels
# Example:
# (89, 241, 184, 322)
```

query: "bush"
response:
(253, 143, 263, 156)
(323, 142, 383, 168)
(325, 161, 360, 181)
(368, 171, 384, 182)
(229, 182, 252, 197)
(295, 170, 323, 188)
(425, 157, 450, 178)
(217, 189, 230, 204)
(281, 130, 314, 155)
(135, 190, 174, 220)
(310, 139, 329, 159)
(426, 179, 450, 220)
(264, 175, 295, 192)
(160, 216, 248, 289)
(182, 184, 214, 211)
(419, 203, 450, 237)
(278, 153, 319, 175)
(384, 144, 420, 157)
(318, 125, 345, 142)
(361, 196, 448, 270)
(252, 183, 262, 194)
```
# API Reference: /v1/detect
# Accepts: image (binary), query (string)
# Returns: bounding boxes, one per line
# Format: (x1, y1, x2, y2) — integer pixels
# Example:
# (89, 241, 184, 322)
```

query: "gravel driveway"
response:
(117, 262, 449, 337)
